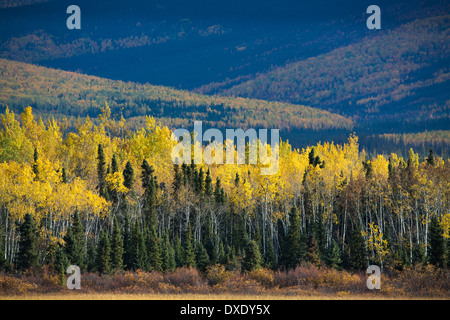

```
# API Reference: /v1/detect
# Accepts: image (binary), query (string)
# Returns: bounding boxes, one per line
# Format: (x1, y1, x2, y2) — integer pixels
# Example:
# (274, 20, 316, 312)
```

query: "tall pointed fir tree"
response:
(349, 227, 367, 270)
(195, 242, 210, 272)
(96, 230, 111, 274)
(16, 213, 39, 271)
(282, 206, 303, 269)
(146, 227, 162, 272)
(428, 215, 445, 267)
(305, 234, 320, 267)
(242, 240, 262, 272)
(63, 211, 86, 271)
(141, 160, 158, 231)
(97, 143, 108, 199)
(111, 216, 124, 272)
(183, 222, 196, 267)
(123, 214, 132, 270)
(32, 147, 39, 180)
(123, 161, 134, 189)
(130, 222, 148, 270)
(161, 232, 175, 272)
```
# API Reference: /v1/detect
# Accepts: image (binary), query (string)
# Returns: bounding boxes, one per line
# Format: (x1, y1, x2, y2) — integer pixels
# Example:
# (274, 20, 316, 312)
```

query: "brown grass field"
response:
(1, 292, 448, 300)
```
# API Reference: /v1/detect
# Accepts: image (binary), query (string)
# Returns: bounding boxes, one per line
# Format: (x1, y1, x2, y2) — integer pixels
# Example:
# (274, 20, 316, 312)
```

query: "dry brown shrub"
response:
(205, 264, 231, 286)
(247, 268, 275, 288)
(0, 275, 37, 295)
(164, 267, 204, 288)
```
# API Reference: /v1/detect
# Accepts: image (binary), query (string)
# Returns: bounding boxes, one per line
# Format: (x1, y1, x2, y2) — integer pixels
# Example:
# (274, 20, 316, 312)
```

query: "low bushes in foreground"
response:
(0, 264, 449, 298)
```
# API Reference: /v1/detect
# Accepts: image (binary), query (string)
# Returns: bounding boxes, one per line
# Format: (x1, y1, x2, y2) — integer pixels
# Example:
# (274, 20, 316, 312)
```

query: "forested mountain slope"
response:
(207, 15, 450, 127)
(0, 58, 353, 131)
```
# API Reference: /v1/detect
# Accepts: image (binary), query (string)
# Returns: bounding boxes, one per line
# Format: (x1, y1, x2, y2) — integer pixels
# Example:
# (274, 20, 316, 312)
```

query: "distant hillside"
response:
(204, 15, 450, 128)
(0, 58, 353, 132)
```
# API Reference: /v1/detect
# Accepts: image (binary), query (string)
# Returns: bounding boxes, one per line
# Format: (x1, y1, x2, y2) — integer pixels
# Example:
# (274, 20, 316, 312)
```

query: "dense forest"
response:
(204, 15, 450, 126)
(0, 58, 353, 133)
(1, 107, 449, 277)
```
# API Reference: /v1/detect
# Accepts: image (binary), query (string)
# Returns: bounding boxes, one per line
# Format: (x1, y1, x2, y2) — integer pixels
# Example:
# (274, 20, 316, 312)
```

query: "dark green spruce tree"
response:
(63, 211, 86, 270)
(96, 229, 111, 274)
(349, 227, 367, 270)
(282, 206, 303, 269)
(111, 216, 124, 272)
(123, 161, 134, 189)
(183, 222, 196, 267)
(146, 227, 162, 272)
(428, 215, 445, 267)
(195, 242, 210, 272)
(16, 213, 39, 271)
(97, 143, 109, 199)
(242, 240, 262, 272)
(122, 214, 132, 270)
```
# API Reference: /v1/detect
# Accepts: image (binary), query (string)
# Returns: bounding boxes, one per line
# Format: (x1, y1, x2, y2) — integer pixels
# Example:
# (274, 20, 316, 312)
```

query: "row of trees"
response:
(1, 107, 449, 276)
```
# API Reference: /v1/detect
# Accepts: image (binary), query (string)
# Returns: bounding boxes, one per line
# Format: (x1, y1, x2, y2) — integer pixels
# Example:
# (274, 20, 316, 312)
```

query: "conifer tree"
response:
(61, 167, 67, 183)
(123, 161, 134, 189)
(428, 215, 444, 267)
(282, 206, 303, 269)
(305, 234, 320, 266)
(0, 227, 7, 271)
(183, 222, 196, 267)
(264, 233, 276, 270)
(16, 213, 39, 271)
(54, 246, 69, 286)
(326, 240, 343, 270)
(204, 169, 213, 197)
(174, 236, 183, 268)
(214, 177, 224, 204)
(426, 148, 435, 166)
(97, 144, 108, 199)
(86, 242, 96, 272)
(172, 164, 182, 197)
(64, 211, 86, 271)
(111, 216, 124, 271)
(96, 230, 111, 274)
(195, 242, 210, 272)
(141, 160, 158, 230)
(130, 222, 148, 270)
(111, 153, 118, 173)
(218, 241, 226, 265)
(32, 147, 39, 180)
(161, 232, 175, 272)
(146, 227, 162, 272)
(122, 214, 132, 270)
(349, 227, 367, 270)
(242, 240, 262, 271)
